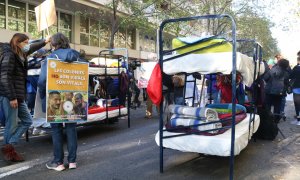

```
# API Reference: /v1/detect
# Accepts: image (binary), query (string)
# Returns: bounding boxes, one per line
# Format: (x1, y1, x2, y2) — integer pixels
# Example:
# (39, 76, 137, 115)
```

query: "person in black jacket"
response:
(0, 33, 49, 162)
(264, 59, 290, 123)
(290, 57, 300, 121)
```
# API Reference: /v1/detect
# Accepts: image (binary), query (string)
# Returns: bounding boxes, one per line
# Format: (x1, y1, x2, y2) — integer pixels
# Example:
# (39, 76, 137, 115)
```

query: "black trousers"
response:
(265, 94, 283, 122)
(293, 93, 300, 120)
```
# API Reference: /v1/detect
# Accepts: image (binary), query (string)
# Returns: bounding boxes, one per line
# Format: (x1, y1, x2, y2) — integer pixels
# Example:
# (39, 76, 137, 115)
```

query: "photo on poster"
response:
(47, 91, 88, 122)
(46, 59, 89, 123)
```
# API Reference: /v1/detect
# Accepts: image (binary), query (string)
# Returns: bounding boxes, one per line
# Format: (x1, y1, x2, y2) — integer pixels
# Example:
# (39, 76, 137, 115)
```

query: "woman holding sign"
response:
(38, 33, 86, 171)
(0, 33, 50, 162)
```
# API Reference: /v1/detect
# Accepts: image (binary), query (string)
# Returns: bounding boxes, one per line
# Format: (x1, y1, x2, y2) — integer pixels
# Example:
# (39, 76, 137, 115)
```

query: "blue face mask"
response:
(22, 44, 30, 53)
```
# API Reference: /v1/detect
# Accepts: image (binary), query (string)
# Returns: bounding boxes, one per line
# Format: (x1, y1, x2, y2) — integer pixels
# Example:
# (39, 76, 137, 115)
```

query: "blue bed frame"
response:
(158, 14, 239, 180)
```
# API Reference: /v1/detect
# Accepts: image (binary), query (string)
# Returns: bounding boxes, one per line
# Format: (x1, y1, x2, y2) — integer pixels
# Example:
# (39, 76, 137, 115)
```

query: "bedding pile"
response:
(166, 104, 248, 136)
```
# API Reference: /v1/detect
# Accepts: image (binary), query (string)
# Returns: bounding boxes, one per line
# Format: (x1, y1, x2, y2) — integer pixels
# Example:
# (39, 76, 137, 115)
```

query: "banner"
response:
(35, 0, 57, 32)
(46, 59, 89, 123)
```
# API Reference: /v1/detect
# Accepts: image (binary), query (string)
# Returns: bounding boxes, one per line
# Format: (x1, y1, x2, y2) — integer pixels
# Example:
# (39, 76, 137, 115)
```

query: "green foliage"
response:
(96, 0, 280, 57)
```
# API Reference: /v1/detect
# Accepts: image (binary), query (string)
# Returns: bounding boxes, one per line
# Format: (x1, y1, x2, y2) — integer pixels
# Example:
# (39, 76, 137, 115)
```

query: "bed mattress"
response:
(155, 113, 260, 156)
(87, 107, 128, 122)
(28, 67, 127, 76)
(163, 52, 265, 87)
(89, 67, 127, 75)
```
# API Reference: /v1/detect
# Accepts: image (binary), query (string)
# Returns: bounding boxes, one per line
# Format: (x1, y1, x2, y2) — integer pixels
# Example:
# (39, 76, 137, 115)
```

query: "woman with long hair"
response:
(0, 33, 50, 162)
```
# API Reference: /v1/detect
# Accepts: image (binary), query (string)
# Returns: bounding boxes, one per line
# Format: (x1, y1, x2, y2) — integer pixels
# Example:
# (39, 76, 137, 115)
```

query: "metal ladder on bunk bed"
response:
(158, 14, 238, 180)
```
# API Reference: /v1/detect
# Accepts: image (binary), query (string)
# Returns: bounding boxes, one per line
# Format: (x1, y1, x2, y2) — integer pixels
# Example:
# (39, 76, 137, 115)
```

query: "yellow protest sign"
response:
(46, 59, 89, 123)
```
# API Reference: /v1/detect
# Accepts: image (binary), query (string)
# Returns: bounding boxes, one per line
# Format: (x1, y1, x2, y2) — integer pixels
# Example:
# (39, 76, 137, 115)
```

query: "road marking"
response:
(0, 165, 31, 178)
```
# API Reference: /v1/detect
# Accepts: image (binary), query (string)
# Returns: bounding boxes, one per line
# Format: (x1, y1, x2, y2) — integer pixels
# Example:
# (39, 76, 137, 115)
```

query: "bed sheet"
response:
(32, 107, 128, 127)
(155, 113, 260, 156)
(87, 107, 128, 122)
(89, 67, 127, 75)
(163, 52, 265, 87)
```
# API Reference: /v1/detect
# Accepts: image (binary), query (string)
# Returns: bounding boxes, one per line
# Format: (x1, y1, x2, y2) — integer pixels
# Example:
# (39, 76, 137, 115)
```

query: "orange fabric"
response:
(147, 64, 162, 106)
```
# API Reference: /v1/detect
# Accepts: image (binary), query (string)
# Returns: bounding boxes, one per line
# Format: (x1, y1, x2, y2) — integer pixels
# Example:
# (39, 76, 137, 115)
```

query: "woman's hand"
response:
(45, 36, 51, 43)
(10, 99, 18, 108)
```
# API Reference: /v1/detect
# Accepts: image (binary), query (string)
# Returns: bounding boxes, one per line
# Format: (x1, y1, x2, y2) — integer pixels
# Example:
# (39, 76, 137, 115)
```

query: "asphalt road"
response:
(1, 98, 300, 180)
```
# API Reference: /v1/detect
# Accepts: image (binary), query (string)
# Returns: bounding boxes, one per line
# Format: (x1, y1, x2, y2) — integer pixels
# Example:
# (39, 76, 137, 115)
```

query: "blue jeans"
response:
(51, 123, 77, 164)
(0, 96, 32, 145)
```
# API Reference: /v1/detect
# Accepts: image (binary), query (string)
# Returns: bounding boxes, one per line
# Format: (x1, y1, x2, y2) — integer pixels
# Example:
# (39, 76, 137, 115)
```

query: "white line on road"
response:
(0, 165, 31, 179)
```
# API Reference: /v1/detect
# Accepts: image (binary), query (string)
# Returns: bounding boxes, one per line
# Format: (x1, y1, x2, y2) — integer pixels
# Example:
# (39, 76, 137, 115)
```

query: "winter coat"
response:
(0, 40, 46, 102)
(38, 48, 84, 112)
(264, 64, 290, 95)
(290, 65, 300, 89)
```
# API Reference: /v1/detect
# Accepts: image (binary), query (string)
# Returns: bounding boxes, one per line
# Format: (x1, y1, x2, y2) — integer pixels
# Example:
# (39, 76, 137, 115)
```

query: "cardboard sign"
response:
(35, 0, 57, 32)
(46, 59, 89, 123)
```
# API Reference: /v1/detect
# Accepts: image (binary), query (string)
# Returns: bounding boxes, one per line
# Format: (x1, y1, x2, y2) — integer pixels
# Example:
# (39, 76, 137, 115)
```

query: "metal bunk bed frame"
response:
(158, 14, 237, 180)
(94, 48, 130, 128)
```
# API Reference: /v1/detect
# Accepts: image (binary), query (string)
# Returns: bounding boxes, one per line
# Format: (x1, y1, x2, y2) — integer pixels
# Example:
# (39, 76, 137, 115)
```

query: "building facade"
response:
(0, 0, 168, 60)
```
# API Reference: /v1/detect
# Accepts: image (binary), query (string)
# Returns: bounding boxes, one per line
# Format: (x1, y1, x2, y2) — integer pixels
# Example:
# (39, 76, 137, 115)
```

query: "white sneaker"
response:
(69, 162, 77, 169)
(46, 162, 65, 171)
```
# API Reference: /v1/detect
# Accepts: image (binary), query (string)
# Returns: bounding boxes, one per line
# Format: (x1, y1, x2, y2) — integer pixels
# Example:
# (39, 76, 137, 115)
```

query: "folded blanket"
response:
(169, 114, 222, 134)
(172, 37, 232, 55)
(168, 105, 218, 121)
(206, 103, 246, 113)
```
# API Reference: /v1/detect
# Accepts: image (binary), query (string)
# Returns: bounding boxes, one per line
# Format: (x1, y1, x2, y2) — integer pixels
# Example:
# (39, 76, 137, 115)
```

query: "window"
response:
(28, 4, 42, 39)
(80, 16, 89, 45)
(114, 27, 126, 48)
(59, 12, 72, 40)
(0, 0, 5, 29)
(126, 29, 135, 49)
(100, 21, 110, 48)
(150, 37, 155, 52)
(8, 0, 26, 32)
(89, 19, 99, 47)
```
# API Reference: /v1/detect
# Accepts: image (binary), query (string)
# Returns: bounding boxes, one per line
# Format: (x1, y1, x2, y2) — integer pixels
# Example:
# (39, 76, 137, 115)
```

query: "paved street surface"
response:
(1, 96, 300, 180)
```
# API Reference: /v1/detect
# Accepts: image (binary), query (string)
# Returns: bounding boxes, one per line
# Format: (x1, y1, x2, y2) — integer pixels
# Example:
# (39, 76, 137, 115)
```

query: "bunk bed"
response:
(30, 48, 130, 129)
(154, 14, 263, 179)
(86, 48, 130, 127)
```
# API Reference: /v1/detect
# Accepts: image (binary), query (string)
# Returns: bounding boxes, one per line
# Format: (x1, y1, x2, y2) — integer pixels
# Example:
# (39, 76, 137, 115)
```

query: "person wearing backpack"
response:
(38, 33, 85, 171)
(264, 59, 290, 123)
(0, 33, 50, 162)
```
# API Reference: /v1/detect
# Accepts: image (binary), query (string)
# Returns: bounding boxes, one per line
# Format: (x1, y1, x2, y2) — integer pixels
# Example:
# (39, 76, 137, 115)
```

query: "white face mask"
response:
(21, 44, 30, 53)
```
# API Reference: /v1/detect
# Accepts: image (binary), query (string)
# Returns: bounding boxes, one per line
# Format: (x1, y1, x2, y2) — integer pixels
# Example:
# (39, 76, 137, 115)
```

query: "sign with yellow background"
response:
(46, 59, 89, 123)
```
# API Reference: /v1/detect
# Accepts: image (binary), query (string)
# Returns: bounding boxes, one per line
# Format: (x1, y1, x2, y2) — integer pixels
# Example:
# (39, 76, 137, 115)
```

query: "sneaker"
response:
(68, 162, 77, 169)
(46, 162, 65, 171)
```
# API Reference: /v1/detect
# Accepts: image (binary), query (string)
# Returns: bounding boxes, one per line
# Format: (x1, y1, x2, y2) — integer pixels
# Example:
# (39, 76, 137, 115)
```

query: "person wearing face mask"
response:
(0, 33, 50, 162)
